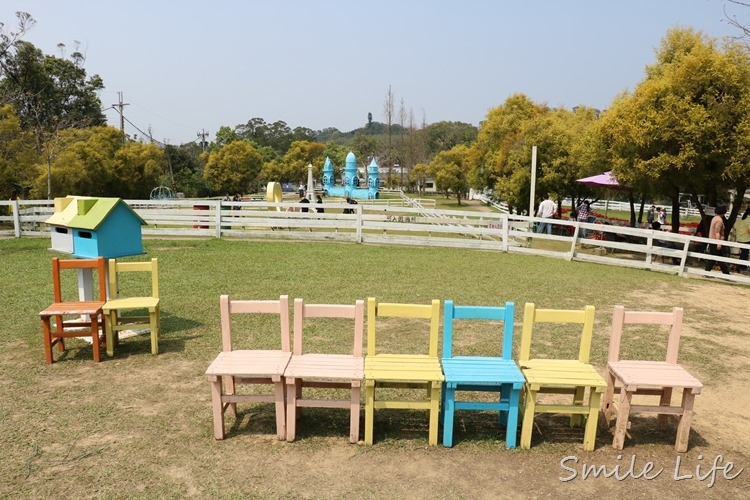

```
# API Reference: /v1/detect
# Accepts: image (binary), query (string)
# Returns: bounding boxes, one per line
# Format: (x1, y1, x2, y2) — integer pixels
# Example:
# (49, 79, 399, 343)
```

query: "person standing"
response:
(647, 205, 655, 228)
(299, 191, 310, 213)
(315, 195, 325, 214)
(733, 207, 750, 272)
(536, 194, 556, 234)
(658, 207, 667, 225)
(704, 205, 730, 275)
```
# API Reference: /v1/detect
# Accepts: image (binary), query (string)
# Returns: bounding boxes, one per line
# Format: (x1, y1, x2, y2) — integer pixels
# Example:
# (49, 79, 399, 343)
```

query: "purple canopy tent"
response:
(576, 171, 632, 219)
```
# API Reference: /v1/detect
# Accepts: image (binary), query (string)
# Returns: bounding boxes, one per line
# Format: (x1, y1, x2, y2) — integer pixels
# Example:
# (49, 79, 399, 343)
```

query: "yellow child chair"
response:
(364, 298, 444, 445)
(103, 258, 161, 356)
(519, 303, 606, 451)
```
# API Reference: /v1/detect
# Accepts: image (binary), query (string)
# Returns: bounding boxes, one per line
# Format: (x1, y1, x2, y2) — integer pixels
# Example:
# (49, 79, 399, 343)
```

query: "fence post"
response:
(215, 200, 222, 238)
(501, 214, 509, 252)
(12, 200, 21, 238)
(356, 203, 363, 243)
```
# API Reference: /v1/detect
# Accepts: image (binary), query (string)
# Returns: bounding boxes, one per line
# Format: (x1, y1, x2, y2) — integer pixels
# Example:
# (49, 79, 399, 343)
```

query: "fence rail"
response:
(2, 199, 748, 285)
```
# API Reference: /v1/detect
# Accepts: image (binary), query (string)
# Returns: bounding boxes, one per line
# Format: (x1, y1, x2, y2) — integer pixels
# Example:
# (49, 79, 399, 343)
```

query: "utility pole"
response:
(197, 129, 209, 151)
(112, 91, 130, 136)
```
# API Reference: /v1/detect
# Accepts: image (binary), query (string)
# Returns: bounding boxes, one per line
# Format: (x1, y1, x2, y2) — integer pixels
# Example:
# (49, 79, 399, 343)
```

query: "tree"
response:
(203, 141, 262, 195)
(0, 103, 37, 197)
(473, 94, 548, 212)
(1, 14, 106, 198)
(351, 131, 379, 165)
(283, 140, 325, 181)
(409, 163, 431, 195)
(430, 144, 472, 204)
(598, 28, 750, 231)
(27, 126, 167, 199)
(423, 121, 478, 155)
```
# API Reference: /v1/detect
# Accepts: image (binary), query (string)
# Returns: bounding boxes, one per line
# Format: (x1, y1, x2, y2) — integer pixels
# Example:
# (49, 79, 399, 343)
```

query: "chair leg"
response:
(499, 384, 510, 426)
(505, 387, 521, 449)
(442, 384, 456, 447)
(439, 381, 446, 426)
(364, 380, 375, 445)
(428, 381, 440, 446)
(520, 386, 537, 449)
(612, 386, 632, 450)
(209, 376, 225, 439)
(149, 308, 159, 355)
(91, 315, 101, 363)
(570, 386, 584, 427)
(583, 390, 602, 451)
(675, 390, 696, 453)
(273, 376, 286, 441)
(225, 375, 237, 418)
(42, 316, 54, 364)
(286, 378, 297, 442)
(55, 314, 65, 352)
(105, 311, 115, 357)
(350, 382, 361, 444)
(657, 387, 673, 430)
(602, 370, 616, 426)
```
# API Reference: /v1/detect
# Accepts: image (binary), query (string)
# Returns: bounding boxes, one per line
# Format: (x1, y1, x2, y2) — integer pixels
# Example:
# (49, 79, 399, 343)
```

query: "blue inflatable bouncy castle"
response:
(322, 151, 380, 199)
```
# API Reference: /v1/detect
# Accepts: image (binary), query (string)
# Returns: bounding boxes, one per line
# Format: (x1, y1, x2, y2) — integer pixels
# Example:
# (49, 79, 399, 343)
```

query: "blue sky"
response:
(1, 1, 744, 146)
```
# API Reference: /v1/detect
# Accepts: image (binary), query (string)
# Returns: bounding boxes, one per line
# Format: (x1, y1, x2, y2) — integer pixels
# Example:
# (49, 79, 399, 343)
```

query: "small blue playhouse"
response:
(46, 196, 146, 259)
(322, 151, 380, 199)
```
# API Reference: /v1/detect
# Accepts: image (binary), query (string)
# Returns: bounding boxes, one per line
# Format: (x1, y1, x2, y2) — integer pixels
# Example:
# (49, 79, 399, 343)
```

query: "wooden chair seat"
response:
(206, 350, 292, 379)
(608, 361, 703, 391)
(365, 354, 444, 382)
(520, 359, 607, 390)
(441, 357, 525, 385)
(284, 354, 363, 380)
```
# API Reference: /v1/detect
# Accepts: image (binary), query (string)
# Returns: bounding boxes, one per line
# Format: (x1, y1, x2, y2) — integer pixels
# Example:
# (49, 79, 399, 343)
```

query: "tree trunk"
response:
(670, 188, 681, 233)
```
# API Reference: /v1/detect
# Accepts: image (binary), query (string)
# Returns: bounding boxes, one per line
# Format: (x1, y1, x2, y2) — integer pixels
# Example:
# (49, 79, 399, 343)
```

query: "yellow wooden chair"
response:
(364, 298, 444, 445)
(602, 306, 702, 452)
(205, 295, 292, 440)
(103, 258, 160, 357)
(284, 298, 365, 443)
(519, 303, 606, 451)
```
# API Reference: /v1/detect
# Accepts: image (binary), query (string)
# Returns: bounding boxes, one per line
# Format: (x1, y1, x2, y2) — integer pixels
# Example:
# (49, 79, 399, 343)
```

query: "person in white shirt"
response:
(536, 194, 556, 234)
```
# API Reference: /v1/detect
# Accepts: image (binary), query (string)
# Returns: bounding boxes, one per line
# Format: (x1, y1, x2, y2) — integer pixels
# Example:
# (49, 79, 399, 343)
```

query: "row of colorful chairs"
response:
(205, 295, 703, 452)
(39, 257, 160, 364)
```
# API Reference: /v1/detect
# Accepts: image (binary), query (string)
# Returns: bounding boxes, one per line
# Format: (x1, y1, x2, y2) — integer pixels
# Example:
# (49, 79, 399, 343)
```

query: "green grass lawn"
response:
(0, 236, 745, 497)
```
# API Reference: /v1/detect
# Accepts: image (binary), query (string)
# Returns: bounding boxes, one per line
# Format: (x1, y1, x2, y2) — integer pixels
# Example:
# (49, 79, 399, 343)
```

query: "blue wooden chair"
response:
(440, 300, 526, 448)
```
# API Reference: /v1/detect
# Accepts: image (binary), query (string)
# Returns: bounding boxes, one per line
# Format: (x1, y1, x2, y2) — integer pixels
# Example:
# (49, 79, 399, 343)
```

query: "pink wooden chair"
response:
(205, 295, 291, 440)
(284, 298, 365, 443)
(602, 305, 703, 452)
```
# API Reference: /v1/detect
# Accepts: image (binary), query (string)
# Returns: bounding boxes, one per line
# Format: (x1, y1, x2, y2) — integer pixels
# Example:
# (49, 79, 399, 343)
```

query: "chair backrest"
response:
(219, 294, 290, 352)
(52, 257, 107, 303)
(293, 298, 365, 356)
(442, 300, 515, 360)
(367, 297, 440, 357)
(608, 305, 684, 364)
(519, 303, 596, 363)
(108, 258, 159, 299)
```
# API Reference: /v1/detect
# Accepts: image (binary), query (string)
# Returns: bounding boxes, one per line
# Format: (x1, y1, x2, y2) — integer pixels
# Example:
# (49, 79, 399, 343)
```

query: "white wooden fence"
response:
(2, 198, 748, 285)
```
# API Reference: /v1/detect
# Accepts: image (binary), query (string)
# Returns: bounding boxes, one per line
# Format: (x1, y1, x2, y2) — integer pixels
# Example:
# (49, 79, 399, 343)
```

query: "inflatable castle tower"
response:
(322, 151, 380, 200)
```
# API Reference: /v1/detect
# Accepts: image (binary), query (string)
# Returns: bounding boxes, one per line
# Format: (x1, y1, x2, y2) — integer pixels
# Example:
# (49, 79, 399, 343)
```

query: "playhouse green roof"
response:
(45, 196, 146, 230)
